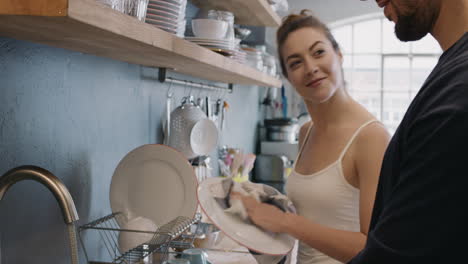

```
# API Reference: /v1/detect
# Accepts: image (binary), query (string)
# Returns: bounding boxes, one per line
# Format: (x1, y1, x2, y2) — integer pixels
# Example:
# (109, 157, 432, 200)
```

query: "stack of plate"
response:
(185, 37, 238, 56)
(145, 0, 187, 37)
(229, 50, 247, 65)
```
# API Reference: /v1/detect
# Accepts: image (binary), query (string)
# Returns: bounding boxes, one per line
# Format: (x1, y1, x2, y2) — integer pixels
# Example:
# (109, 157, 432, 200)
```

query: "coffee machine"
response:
(254, 119, 299, 193)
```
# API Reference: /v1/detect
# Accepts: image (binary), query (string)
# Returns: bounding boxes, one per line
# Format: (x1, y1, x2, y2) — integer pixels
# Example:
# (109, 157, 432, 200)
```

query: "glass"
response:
(263, 53, 277, 76)
(243, 47, 264, 71)
(123, 0, 149, 21)
(95, 0, 123, 11)
(95, 0, 148, 21)
(353, 19, 381, 53)
(208, 10, 235, 40)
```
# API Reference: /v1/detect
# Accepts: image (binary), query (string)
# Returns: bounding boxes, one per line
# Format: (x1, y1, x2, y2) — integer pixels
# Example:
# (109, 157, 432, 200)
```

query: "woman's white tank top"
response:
(285, 120, 378, 264)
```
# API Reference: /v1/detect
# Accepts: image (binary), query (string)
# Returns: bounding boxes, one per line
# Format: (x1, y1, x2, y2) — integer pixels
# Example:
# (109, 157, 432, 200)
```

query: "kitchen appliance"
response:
(252, 154, 291, 193)
(264, 118, 299, 143)
(260, 141, 298, 162)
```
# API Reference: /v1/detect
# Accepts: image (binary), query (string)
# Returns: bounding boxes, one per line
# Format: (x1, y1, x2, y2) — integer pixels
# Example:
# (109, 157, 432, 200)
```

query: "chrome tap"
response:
(0, 165, 80, 264)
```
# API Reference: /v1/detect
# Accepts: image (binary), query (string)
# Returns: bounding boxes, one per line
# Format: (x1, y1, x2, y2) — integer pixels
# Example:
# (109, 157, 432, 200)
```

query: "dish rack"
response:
(78, 212, 202, 264)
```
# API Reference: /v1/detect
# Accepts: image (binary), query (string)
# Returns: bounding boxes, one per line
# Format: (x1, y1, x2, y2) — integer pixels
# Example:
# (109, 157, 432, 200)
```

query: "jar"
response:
(208, 10, 235, 40)
(263, 53, 277, 76)
(243, 49, 264, 71)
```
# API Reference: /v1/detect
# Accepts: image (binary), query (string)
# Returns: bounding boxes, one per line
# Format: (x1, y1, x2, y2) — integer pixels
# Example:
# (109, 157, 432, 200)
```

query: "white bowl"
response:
(191, 19, 228, 39)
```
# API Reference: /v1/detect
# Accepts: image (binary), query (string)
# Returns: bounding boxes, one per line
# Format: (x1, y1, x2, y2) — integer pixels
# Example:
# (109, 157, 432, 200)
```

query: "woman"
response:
(234, 10, 390, 264)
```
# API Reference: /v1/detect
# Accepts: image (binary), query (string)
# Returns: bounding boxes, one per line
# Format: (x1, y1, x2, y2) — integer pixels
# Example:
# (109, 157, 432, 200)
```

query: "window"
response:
(330, 14, 442, 134)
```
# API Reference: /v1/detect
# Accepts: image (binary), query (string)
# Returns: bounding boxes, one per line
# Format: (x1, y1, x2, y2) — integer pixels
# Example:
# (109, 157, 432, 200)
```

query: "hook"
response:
(166, 79, 174, 97)
(188, 81, 195, 97)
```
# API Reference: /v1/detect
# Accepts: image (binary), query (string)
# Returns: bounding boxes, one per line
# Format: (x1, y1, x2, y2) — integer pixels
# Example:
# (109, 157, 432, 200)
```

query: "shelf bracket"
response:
(158, 68, 233, 93)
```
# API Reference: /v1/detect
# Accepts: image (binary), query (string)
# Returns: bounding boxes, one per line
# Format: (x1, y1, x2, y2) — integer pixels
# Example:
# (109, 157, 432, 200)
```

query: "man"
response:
(348, 0, 468, 263)
(237, 0, 468, 263)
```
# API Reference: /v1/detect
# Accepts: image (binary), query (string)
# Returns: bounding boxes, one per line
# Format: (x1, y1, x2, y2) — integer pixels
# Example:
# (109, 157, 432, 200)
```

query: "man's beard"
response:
(393, 3, 435, 41)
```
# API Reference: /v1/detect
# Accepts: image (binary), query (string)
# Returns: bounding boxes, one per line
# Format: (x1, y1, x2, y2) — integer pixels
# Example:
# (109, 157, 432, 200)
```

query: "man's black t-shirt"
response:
(349, 33, 468, 263)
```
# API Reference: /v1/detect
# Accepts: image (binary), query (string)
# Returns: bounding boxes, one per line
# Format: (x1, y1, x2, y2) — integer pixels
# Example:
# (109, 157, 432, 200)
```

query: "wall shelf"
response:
(0, 0, 282, 88)
(190, 0, 281, 27)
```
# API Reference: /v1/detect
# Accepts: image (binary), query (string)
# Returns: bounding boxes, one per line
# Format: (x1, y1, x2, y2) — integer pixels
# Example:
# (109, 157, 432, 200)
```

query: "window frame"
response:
(329, 13, 441, 134)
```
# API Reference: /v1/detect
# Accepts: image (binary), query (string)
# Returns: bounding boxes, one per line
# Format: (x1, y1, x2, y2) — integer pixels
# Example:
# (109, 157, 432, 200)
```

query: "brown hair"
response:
(277, 10, 340, 77)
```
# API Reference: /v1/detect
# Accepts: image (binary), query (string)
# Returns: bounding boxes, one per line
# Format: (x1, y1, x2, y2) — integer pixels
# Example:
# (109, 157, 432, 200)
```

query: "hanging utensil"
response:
(205, 96, 212, 120)
(168, 96, 207, 159)
(220, 100, 229, 131)
(164, 92, 172, 145)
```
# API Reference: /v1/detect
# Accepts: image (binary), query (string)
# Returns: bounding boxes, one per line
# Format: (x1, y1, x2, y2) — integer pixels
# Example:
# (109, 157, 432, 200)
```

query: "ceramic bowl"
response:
(191, 19, 228, 39)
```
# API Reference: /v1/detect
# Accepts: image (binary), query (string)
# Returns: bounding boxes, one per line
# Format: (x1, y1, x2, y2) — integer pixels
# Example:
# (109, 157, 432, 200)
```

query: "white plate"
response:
(110, 144, 198, 226)
(148, 3, 181, 15)
(146, 7, 180, 19)
(196, 43, 235, 49)
(158, 0, 185, 5)
(185, 37, 234, 44)
(146, 17, 183, 28)
(149, 0, 183, 10)
(197, 177, 295, 255)
(146, 13, 179, 23)
(147, 23, 179, 33)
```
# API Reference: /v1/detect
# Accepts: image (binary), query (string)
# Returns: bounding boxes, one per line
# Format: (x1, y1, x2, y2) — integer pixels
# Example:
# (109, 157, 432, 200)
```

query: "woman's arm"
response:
(353, 122, 390, 236)
(236, 122, 390, 262)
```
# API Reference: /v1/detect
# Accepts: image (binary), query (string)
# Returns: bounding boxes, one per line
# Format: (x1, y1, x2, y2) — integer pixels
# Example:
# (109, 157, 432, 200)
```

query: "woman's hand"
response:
(231, 192, 288, 233)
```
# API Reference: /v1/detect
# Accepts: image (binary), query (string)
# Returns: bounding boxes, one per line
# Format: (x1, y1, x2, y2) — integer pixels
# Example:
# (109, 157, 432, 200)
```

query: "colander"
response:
(168, 96, 208, 159)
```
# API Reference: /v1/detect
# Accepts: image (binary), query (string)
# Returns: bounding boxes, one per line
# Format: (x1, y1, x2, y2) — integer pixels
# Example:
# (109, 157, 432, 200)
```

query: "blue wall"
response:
(0, 36, 261, 263)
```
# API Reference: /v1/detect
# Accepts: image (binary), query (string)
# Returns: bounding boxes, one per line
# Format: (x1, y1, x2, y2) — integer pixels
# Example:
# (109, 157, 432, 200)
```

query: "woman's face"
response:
(282, 27, 344, 104)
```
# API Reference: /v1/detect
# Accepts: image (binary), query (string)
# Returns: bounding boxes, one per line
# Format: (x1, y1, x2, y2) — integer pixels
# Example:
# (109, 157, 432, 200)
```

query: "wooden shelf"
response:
(190, 0, 281, 27)
(0, 0, 282, 88)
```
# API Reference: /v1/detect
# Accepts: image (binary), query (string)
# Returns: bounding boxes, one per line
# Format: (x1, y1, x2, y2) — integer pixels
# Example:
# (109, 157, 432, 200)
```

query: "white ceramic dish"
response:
(147, 2, 182, 15)
(194, 43, 235, 50)
(146, 17, 181, 29)
(184, 37, 233, 43)
(146, 7, 179, 19)
(110, 144, 198, 227)
(158, 0, 186, 5)
(149, 0, 183, 10)
(192, 19, 228, 39)
(209, 48, 236, 57)
(146, 14, 179, 24)
(197, 177, 295, 255)
(146, 21, 180, 33)
(190, 119, 218, 156)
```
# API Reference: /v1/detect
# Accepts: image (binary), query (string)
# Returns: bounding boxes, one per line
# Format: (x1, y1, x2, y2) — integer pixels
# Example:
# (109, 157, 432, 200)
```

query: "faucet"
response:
(0, 165, 80, 264)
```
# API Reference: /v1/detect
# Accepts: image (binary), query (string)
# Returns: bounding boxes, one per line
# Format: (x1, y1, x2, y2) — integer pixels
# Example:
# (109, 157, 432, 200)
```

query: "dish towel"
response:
(214, 178, 297, 264)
